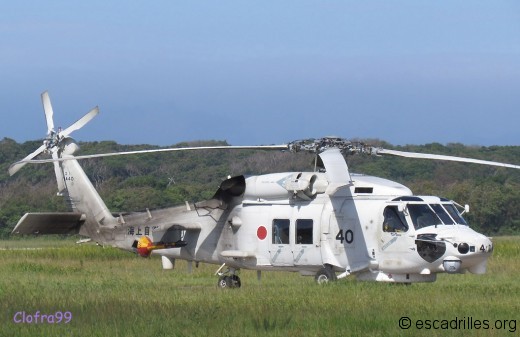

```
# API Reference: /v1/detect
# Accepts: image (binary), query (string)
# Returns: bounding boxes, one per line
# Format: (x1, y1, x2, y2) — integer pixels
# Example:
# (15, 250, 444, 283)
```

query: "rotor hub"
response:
(287, 137, 375, 155)
(43, 129, 63, 153)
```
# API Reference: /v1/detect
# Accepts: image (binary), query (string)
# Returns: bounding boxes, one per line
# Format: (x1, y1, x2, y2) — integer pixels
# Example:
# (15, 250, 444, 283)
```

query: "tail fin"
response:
(57, 148, 117, 237)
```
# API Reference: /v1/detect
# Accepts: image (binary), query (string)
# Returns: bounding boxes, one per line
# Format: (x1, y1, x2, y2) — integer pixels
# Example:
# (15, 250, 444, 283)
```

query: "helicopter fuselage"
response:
(113, 172, 493, 283)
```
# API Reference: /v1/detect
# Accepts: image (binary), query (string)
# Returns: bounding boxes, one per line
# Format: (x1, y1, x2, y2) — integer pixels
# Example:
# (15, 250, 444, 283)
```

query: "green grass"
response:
(1, 237, 518, 337)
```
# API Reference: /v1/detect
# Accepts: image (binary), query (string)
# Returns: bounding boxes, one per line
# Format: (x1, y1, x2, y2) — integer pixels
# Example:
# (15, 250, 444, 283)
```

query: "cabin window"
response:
(296, 219, 313, 244)
(383, 206, 408, 232)
(272, 219, 290, 244)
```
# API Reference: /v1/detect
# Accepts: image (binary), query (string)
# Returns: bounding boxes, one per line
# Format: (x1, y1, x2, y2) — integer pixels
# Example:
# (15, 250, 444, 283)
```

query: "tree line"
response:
(0, 137, 519, 237)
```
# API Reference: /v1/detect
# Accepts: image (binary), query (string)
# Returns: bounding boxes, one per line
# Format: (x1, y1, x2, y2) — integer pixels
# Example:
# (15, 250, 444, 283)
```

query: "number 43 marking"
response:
(336, 229, 354, 244)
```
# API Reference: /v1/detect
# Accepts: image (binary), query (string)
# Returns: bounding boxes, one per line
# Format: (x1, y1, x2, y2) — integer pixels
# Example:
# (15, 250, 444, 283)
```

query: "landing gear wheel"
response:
(315, 267, 337, 285)
(217, 275, 241, 288)
(216, 264, 242, 289)
(218, 276, 232, 288)
(230, 275, 241, 288)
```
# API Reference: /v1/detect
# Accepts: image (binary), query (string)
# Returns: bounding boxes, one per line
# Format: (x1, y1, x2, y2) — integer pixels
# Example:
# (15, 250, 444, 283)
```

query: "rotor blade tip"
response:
(8, 163, 22, 176)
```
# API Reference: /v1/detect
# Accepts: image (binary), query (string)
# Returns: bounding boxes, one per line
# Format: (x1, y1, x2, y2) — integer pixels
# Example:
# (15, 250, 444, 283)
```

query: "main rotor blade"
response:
(8, 144, 47, 176)
(375, 148, 520, 170)
(41, 91, 54, 134)
(60, 106, 99, 137)
(11, 144, 289, 165)
(319, 148, 351, 184)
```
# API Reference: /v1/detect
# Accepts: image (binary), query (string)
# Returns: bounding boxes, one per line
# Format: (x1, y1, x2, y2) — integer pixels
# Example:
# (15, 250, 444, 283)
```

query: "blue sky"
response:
(1, 1, 519, 147)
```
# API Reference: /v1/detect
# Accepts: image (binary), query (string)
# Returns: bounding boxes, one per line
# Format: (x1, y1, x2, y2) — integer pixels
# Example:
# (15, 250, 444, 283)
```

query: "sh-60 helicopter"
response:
(9, 92, 520, 288)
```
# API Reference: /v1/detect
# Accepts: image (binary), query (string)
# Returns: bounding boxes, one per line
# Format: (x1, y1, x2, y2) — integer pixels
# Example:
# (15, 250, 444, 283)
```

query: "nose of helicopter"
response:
(437, 227, 493, 274)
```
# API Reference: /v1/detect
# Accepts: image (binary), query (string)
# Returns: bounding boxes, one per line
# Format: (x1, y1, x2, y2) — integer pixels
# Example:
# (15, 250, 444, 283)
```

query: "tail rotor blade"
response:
(52, 151, 66, 193)
(8, 144, 47, 176)
(60, 106, 99, 137)
(41, 91, 55, 134)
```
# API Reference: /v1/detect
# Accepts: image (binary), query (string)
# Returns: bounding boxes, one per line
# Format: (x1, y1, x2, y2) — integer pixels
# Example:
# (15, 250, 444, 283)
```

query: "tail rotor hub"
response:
(8, 91, 99, 176)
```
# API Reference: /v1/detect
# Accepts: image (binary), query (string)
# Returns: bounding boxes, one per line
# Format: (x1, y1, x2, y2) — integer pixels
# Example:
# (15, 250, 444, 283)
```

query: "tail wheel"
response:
(315, 266, 337, 285)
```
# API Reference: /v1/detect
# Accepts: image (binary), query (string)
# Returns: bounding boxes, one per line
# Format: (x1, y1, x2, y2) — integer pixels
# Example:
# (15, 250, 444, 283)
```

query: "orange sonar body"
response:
(134, 236, 187, 257)
(136, 236, 156, 257)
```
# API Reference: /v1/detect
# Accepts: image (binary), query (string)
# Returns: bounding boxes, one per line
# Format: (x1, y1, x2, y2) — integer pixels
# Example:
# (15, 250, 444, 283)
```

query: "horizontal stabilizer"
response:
(12, 213, 86, 235)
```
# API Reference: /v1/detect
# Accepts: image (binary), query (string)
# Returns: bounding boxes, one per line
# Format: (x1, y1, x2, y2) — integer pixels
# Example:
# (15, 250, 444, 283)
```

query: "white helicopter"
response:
(9, 92, 520, 288)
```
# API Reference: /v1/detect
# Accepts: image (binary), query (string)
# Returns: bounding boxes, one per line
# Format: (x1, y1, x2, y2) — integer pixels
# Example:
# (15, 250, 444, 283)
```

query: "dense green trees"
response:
(0, 138, 518, 237)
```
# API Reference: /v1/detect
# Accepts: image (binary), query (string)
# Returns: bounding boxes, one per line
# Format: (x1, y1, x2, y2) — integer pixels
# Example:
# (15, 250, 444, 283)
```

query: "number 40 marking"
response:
(336, 229, 354, 244)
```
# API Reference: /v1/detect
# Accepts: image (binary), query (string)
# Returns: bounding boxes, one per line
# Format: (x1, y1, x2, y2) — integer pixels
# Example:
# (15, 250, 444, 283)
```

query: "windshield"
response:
(442, 203, 468, 225)
(430, 204, 454, 225)
(408, 204, 443, 230)
(407, 203, 470, 229)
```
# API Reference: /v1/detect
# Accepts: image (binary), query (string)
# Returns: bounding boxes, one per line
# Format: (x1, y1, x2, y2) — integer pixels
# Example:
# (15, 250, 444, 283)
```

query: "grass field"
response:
(1, 237, 518, 337)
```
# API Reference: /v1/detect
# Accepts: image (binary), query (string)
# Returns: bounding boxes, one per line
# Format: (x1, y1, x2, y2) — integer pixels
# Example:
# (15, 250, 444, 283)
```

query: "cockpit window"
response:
(443, 204, 468, 225)
(408, 204, 443, 230)
(383, 206, 408, 232)
(430, 204, 454, 225)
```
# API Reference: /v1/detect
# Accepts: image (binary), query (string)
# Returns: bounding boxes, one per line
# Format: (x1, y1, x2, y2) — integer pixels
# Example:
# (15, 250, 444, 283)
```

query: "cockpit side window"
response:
(408, 204, 442, 230)
(383, 206, 408, 232)
(443, 204, 468, 225)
